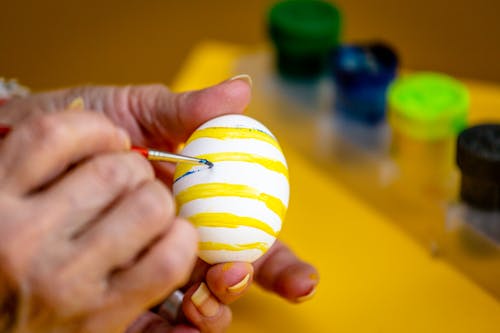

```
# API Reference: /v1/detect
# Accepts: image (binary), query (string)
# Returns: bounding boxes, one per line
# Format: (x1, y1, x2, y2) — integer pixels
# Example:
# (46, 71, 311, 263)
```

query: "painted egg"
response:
(173, 114, 289, 264)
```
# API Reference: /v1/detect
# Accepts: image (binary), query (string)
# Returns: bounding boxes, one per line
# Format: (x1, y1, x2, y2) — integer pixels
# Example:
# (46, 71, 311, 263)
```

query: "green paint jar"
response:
(388, 72, 469, 200)
(268, 0, 342, 80)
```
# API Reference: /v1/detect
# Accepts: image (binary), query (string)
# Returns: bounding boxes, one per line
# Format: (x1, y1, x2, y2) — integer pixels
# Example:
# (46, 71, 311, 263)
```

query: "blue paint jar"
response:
(332, 42, 398, 126)
(329, 42, 398, 152)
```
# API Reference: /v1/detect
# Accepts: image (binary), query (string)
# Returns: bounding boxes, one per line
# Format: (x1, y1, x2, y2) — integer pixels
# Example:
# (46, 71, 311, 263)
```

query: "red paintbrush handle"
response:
(131, 146, 149, 158)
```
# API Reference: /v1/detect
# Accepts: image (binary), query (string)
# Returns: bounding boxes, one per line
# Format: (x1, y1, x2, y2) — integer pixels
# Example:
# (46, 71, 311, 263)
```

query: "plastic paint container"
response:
(268, 0, 341, 80)
(452, 124, 500, 247)
(388, 72, 469, 199)
(331, 42, 398, 151)
(445, 124, 500, 297)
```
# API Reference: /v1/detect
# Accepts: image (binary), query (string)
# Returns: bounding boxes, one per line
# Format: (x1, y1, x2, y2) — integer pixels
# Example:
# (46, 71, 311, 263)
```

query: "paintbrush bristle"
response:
(201, 159, 214, 168)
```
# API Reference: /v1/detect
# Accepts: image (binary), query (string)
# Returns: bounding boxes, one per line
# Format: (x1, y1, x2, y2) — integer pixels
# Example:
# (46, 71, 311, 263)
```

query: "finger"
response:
(143, 78, 252, 183)
(107, 218, 198, 311)
(125, 312, 199, 333)
(33, 151, 154, 237)
(182, 260, 211, 290)
(0, 78, 252, 147)
(103, 76, 252, 145)
(0, 80, 251, 187)
(205, 262, 253, 305)
(75, 180, 175, 275)
(0, 111, 130, 195)
(253, 240, 319, 303)
(182, 282, 232, 333)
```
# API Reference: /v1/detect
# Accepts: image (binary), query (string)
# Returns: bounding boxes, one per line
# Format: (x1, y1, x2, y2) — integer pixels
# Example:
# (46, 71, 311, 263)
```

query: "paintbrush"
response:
(1, 121, 198, 324)
(0, 124, 213, 167)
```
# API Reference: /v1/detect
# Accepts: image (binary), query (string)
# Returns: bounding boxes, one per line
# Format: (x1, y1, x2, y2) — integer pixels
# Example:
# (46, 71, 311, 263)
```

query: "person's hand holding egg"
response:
(1, 78, 317, 333)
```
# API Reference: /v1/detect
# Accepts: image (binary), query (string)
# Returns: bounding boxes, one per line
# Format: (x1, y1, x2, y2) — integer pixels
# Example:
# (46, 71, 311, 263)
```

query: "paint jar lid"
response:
(332, 42, 398, 125)
(388, 72, 469, 140)
(268, 0, 341, 78)
(457, 124, 500, 211)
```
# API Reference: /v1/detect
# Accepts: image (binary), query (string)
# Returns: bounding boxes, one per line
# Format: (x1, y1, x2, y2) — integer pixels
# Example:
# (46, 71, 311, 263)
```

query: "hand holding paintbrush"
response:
(0, 98, 213, 168)
(0, 81, 317, 333)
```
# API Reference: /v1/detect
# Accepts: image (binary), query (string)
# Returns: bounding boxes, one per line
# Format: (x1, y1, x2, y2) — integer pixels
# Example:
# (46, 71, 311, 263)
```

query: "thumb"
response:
(0, 75, 252, 148)
(126, 74, 252, 146)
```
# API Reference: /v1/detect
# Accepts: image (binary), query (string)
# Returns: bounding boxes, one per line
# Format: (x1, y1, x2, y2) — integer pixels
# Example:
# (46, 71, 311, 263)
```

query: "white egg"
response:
(173, 114, 289, 264)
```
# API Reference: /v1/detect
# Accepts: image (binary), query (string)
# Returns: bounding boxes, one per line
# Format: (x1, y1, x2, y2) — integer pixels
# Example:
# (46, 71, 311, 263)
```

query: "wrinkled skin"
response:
(0, 79, 319, 333)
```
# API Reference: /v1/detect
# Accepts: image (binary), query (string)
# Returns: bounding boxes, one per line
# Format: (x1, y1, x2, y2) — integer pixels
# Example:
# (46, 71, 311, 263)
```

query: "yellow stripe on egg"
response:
(199, 241, 270, 253)
(174, 152, 288, 182)
(185, 127, 281, 151)
(175, 183, 287, 220)
(189, 212, 279, 237)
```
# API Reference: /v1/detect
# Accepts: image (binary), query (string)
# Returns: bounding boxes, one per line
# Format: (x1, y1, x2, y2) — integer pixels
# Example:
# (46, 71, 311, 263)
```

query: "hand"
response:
(0, 79, 251, 186)
(0, 110, 198, 333)
(0, 77, 319, 332)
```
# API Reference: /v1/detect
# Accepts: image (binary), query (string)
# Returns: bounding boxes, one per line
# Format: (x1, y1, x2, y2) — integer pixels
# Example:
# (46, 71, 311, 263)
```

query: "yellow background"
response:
(172, 41, 500, 333)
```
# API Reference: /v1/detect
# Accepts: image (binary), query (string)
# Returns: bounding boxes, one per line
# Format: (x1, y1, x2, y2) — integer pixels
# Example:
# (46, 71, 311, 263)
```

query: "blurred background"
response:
(1, 1, 500, 331)
(1, 0, 499, 90)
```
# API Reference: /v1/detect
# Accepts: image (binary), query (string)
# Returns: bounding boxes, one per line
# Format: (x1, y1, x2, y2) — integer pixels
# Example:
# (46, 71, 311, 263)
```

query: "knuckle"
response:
(127, 152, 154, 179)
(207, 306, 232, 330)
(141, 84, 171, 100)
(157, 223, 198, 285)
(27, 114, 67, 145)
(179, 237, 198, 280)
(88, 153, 154, 196)
(133, 181, 173, 226)
(89, 154, 130, 189)
(127, 84, 170, 112)
(220, 306, 233, 328)
(156, 249, 191, 286)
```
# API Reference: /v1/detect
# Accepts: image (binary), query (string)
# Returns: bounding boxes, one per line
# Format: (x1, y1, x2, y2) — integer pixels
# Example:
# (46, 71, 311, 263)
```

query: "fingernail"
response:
(117, 128, 131, 148)
(295, 286, 317, 303)
(191, 282, 220, 317)
(229, 74, 253, 88)
(227, 273, 250, 294)
(66, 97, 85, 110)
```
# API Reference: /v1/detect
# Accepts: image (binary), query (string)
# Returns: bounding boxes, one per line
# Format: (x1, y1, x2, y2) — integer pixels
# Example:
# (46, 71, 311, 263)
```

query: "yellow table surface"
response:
(172, 41, 500, 333)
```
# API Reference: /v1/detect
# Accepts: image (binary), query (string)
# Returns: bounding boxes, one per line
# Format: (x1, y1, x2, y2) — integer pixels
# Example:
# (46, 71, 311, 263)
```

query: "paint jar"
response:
(330, 42, 398, 154)
(374, 73, 470, 249)
(266, 0, 341, 114)
(444, 124, 500, 297)
(233, 0, 341, 158)
(388, 72, 469, 201)
(268, 0, 341, 80)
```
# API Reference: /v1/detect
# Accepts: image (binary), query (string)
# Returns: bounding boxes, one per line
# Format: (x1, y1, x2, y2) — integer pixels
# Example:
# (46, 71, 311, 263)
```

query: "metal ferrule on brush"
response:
(147, 150, 213, 167)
